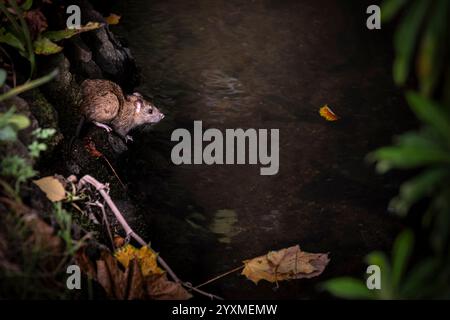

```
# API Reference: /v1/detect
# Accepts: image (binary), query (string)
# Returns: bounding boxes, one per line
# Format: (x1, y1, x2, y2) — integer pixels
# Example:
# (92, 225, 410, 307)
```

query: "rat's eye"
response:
(147, 107, 153, 114)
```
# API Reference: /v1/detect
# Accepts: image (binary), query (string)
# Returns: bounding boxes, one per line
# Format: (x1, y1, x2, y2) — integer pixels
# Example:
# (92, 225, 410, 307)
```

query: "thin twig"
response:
(101, 155, 126, 190)
(77, 175, 224, 300)
(195, 265, 244, 289)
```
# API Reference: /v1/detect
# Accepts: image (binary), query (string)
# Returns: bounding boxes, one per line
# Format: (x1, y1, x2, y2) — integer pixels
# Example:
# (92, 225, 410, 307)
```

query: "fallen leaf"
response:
(319, 105, 339, 121)
(33, 176, 66, 202)
(105, 13, 121, 25)
(146, 273, 193, 300)
(115, 244, 165, 277)
(43, 22, 104, 42)
(77, 247, 191, 300)
(75, 247, 97, 279)
(242, 245, 330, 284)
(33, 37, 63, 55)
(96, 250, 127, 298)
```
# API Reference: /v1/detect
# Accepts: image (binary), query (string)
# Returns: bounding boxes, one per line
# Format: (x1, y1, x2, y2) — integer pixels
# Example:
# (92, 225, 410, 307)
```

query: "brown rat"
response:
(75, 79, 164, 143)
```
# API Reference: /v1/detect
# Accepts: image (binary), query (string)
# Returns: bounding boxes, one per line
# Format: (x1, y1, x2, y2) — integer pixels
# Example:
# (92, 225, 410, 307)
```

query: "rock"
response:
(77, 0, 138, 90)
(38, 53, 82, 136)
(65, 37, 104, 80)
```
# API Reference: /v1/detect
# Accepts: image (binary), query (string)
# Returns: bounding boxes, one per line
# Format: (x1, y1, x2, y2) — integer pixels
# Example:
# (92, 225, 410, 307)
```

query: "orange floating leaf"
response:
(319, 105, 339, 121)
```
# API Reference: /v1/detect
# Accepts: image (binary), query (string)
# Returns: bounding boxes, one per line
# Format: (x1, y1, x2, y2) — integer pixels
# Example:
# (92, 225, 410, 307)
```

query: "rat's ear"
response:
(133, 92, 143, 97)
(134, 100, 142, 113)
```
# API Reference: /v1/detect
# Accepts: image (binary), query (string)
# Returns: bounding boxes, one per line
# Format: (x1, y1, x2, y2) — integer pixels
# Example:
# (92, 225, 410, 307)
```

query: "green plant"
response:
(0, 106, 55, 193)
(0, 0, 103, 79)
(0, 0, 35, 76)
(370, 93, 450, 252)
(28, 127, 56, 158)
(0, 155, 36, 194)
(324, 1, 450, 300)
(322, 230, 443, 299)
(0, 69, 58, 102)
(0, 106, 30, 141)
(382, 0, 450, 98)
(53, 202, 75, 255)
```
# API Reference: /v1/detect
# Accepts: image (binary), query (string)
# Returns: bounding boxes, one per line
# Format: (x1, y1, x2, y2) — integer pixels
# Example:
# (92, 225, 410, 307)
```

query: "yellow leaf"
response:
(242, 245, 330, 284)
(105, 13, 121, 25)
(319, 105, 339, 121)
(115, 244, 164, 277)
(33, 176, 66, 202)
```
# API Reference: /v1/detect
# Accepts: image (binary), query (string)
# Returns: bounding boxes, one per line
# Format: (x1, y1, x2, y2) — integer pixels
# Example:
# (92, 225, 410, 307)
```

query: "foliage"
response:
(0, 106, 30, 141)
(0, 68, 58, 102)
(0, 62, 81, 299)
(0, 0, 35, 76)
(382, 0, 450, 99)
(0, 0, 102, 79)
(324, 0, 450, 300)
(322, 230, 447, 299)
(0, 107, 55, 194)
(370, 93, 450, 252)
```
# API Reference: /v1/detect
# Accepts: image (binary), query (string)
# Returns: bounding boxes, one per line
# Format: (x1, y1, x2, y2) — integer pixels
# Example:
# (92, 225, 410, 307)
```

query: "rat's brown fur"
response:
(80, 79, 164, 138)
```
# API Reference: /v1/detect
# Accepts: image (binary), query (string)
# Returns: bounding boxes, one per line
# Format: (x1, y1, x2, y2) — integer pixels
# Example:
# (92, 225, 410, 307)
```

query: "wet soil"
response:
(115, 0, 415, 299)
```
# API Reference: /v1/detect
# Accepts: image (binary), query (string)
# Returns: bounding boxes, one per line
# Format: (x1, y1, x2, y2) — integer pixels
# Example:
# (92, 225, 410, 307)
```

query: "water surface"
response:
(117, 0, 411, 299)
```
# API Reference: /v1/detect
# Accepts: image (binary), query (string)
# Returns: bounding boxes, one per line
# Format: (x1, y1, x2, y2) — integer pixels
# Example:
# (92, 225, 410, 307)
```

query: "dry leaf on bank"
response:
(115, 244, 165, 277)
(33, 176, 66, 202)
(76, 246, 191, 300)
(242, 245, 330, 284)
(319, 105, 339, 121)
(96, 251, 145, 299)
(146, 273, 193, 300)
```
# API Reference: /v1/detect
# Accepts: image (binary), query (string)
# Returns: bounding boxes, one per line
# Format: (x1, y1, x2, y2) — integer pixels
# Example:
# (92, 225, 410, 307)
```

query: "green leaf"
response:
(43, 22, 104, 42)
(0, 125, 18, 141)
(391, 168, 447, 215)
(371, 145, 450, 173)
(28, 141, 47, 158)
(33, 37, 63, 55)
(381, 0, 408, 22)
(393, 0, 429, 85)
(21, 0, 33, 11)
(400, 258, 437, 298)
(417, 0, 449, 96)
(0, 28, 26, 53)
(0, 69, 6, 87)
(8, 114, 31, 130)
(406, 92, 450, 140)
(321, 277, 375, 299)
(391, 230, 414, 289)
(0, 69, 58, 102)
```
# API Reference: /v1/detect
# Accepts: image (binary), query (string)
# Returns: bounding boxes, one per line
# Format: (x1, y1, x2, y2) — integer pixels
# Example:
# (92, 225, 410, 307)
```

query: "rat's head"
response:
(129, 92, 165, 125)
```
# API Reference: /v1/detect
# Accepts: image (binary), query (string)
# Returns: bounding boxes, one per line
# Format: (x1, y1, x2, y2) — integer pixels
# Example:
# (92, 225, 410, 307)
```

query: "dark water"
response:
(116, 0, 413, 299)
